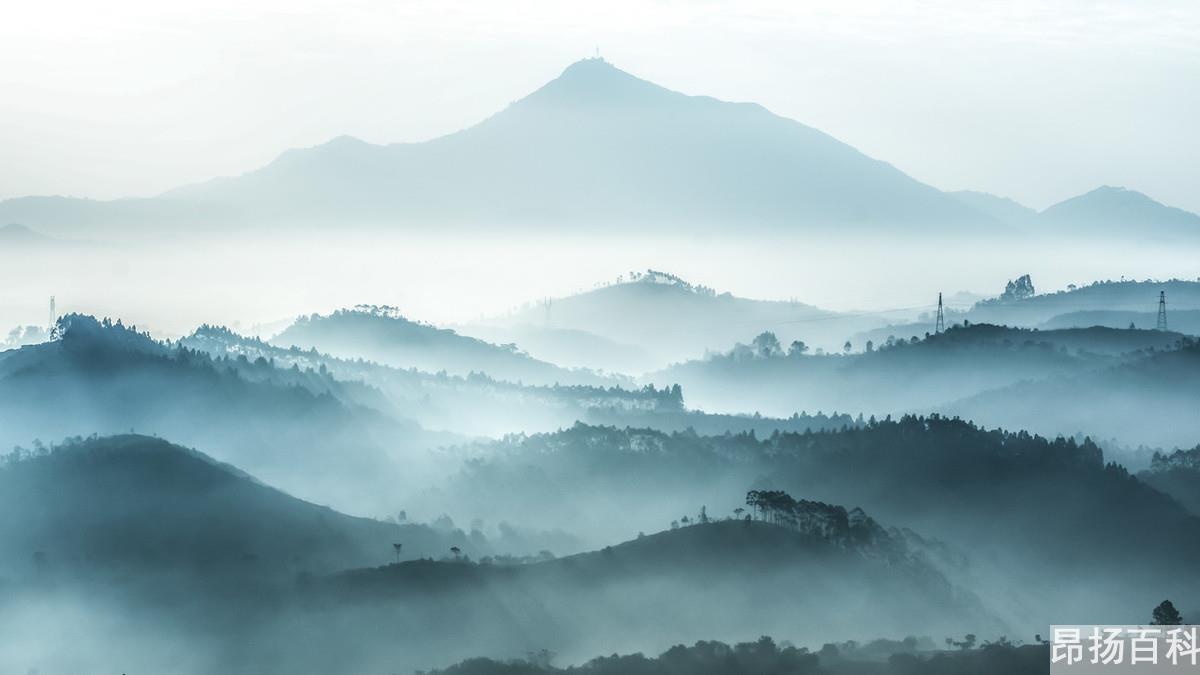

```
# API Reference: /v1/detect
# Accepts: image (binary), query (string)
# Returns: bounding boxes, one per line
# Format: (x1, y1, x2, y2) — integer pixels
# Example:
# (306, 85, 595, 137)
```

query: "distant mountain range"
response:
(953, 186, 1200, 238)
(3, 59, 1193, 237)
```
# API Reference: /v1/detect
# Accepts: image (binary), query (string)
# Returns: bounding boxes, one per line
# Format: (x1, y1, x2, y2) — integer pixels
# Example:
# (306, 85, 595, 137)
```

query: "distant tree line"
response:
(418, 635, 1048, 675)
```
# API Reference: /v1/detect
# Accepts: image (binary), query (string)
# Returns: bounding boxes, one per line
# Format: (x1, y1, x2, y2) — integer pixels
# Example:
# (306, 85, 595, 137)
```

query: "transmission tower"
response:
(1157, 291, 1168, 331)
(935, 292, 945, 334)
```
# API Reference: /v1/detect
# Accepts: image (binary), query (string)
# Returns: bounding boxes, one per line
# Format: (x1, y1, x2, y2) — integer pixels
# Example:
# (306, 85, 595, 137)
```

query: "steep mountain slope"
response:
(951, 191, 1039, 228)
(271, 307, 616, 385)
(0, 59, 994, 234)
(0, 434, 467, 579)
(1039, 185, 1200, 238)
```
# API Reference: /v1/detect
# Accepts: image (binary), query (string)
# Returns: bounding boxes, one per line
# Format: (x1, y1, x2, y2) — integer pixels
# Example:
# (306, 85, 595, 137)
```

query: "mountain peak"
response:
(1040, 185, 1200, 236)
(522, 58, 678, 108)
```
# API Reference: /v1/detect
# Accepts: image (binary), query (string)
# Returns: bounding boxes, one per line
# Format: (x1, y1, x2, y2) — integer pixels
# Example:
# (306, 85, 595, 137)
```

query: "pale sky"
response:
(2, 0, 1198, 212)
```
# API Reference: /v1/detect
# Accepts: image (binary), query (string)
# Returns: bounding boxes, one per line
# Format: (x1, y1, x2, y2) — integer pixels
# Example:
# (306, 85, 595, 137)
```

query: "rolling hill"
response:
(646, 322, 1183, 418)
(943, 337, 1200, 448)
(429, 417, 1200, 628)
(271, 306, 617, 386)
(853, 278, 1200, 342)
(471, 270, 889, 367)
(0, 434, 466, 580)
(0, 314, 451, 515)
(314, 518, 990, 670)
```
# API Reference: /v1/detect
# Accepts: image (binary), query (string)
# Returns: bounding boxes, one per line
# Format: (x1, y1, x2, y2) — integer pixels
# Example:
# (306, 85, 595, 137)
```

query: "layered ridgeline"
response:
(647, 323, 1191, 442)
(423, 417, 1200, 629)
(952, 186, 1200, 239)
(185, 324, 851, 438)
(464, 270, 891, 369)
(0, 434, 993, 675)
(0, 59, 994, 234)
(271, 306, 619, 386)
(0, 314, 453, 515)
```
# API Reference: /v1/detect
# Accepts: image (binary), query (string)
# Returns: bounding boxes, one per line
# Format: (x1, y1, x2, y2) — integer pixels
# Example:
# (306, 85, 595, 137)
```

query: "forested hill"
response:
(186, 324, 681, 436)
(317, 518, 991, 662)
(272, 307, 617, 386)
(945, 336, 1200, 448)
(0, 434, 468, 580)
(186, 323, 851, 438)
(0, 314, 449, 516)
(433, 417, 1200, 624)
(647, 322, 1182, 418)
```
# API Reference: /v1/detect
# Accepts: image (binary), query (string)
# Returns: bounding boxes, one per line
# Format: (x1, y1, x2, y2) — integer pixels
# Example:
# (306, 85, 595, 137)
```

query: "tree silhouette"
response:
(752, 332, 783, 358)
(450, 546, 462, 561)
(1151, 600, 1183, 625)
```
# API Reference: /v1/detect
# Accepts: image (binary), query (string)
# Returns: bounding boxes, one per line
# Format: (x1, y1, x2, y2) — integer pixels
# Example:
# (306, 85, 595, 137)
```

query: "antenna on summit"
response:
(935, 292, 945, 334)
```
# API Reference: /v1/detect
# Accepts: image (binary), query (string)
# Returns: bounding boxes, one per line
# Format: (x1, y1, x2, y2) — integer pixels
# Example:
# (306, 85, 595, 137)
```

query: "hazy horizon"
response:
(3, 5, 1199, 674)
(3, 1, 1199, 212)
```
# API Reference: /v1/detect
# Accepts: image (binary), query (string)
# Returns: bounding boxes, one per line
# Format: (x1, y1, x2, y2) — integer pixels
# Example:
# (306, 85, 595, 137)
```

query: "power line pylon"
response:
(1157, 291, 1168, 331)
(935, 292, 945, 334)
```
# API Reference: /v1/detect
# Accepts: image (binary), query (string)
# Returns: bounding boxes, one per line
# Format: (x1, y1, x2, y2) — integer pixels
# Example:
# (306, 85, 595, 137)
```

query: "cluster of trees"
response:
(618, 269, 718, 296)
(743, 490, 879, 542)
(419, 636, 1049, 675)
(998, 274, 1037, 302)
(724, 331, 816, 360)
(1149, 446, 1200, 472)
(1, 324, 49, 350)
